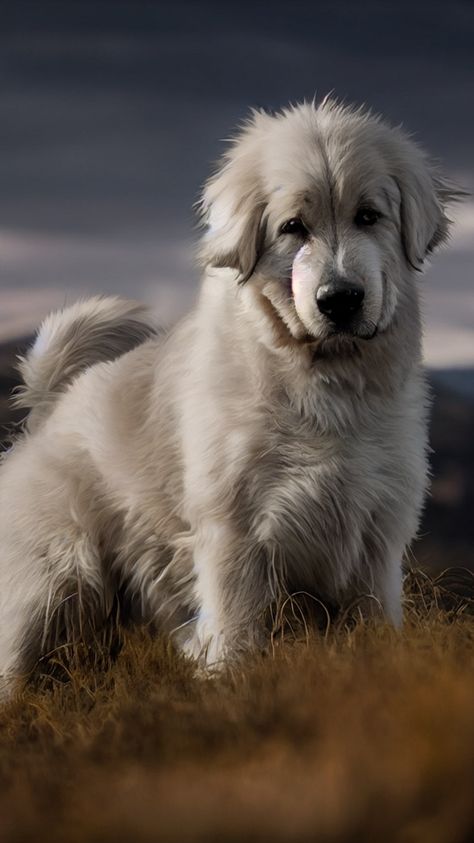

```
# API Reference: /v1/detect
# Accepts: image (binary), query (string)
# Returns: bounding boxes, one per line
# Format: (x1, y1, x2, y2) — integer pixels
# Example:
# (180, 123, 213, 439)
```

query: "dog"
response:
(0, 98, 463, 695)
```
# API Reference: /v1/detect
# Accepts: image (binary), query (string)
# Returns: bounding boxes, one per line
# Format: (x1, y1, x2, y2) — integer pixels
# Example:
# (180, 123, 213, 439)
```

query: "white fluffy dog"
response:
(0, 99, 462, 694)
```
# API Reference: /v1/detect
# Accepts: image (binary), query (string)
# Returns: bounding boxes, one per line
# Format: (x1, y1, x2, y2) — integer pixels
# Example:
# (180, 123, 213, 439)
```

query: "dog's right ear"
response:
(198, 114, 268, 283)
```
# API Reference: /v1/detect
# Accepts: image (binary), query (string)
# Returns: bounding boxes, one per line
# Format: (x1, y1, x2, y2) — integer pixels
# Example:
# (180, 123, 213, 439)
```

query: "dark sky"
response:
(0, 0, 473, 361)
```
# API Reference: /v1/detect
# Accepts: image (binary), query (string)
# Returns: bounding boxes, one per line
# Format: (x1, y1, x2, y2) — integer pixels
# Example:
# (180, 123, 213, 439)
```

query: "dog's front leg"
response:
(182, 519, 274, 667)
(373, 553, 404, 628)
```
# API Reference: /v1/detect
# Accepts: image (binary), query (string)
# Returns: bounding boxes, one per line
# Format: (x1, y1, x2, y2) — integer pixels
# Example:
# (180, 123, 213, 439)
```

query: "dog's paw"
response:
(180, 617, 227, 670)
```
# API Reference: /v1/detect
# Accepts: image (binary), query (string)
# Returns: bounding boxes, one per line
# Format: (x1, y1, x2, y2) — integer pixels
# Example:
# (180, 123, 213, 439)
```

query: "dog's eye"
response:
(279, 218, 308, 237)
(355, 207, 381, 227)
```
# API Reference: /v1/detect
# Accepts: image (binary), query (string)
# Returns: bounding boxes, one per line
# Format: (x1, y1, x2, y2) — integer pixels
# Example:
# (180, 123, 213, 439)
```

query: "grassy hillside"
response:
(0, 568, 472, 843)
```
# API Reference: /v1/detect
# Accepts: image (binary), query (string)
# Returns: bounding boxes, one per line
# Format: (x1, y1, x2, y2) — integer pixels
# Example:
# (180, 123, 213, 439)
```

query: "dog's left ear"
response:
(394, 150, 466, 271)
(198, 116, 268, 283)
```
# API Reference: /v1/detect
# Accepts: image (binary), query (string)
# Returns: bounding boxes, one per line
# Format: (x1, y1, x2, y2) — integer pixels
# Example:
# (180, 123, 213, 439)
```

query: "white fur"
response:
(0, 99, 463, 695)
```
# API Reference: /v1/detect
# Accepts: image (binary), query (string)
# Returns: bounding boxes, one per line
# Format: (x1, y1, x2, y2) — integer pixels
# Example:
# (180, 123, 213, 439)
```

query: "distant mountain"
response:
(420, 369, 474, 571)
(0, 337, 472, 571)
(431, 369, 474, 404)
(0, 336, 32, 443)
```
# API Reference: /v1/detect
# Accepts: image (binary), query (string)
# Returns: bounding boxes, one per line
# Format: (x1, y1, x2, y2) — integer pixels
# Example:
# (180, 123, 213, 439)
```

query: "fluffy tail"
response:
(15, 296, 158, 430)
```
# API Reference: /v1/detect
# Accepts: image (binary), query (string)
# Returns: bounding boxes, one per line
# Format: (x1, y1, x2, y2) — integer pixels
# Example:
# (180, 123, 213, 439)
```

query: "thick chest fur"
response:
(241, 403, 427, 597)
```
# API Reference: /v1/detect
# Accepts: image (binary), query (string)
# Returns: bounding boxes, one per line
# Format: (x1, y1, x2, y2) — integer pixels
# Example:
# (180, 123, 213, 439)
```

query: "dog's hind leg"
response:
(0, 529, 111, 698)
(0, 444, 111, 698)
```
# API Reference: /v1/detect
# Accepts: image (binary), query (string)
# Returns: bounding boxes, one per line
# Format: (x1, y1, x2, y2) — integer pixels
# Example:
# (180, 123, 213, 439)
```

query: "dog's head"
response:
(199, 99, 464, 349)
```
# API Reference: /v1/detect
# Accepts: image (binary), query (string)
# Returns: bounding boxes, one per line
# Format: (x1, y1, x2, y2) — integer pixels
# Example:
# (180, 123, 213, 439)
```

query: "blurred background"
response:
(0, 0, 473, 569)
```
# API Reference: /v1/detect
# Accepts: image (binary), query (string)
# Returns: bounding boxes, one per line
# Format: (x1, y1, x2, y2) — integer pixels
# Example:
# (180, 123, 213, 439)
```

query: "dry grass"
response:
(0, 568, 473, 843)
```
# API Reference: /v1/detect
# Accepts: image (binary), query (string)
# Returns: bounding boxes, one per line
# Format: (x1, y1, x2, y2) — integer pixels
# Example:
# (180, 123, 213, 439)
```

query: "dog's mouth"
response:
(297, 318, 379, 348)
(326, 321, 379, 341)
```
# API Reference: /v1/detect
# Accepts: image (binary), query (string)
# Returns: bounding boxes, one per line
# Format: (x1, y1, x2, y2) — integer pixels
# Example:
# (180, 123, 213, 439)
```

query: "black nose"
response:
(316, 281, 365, 323)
